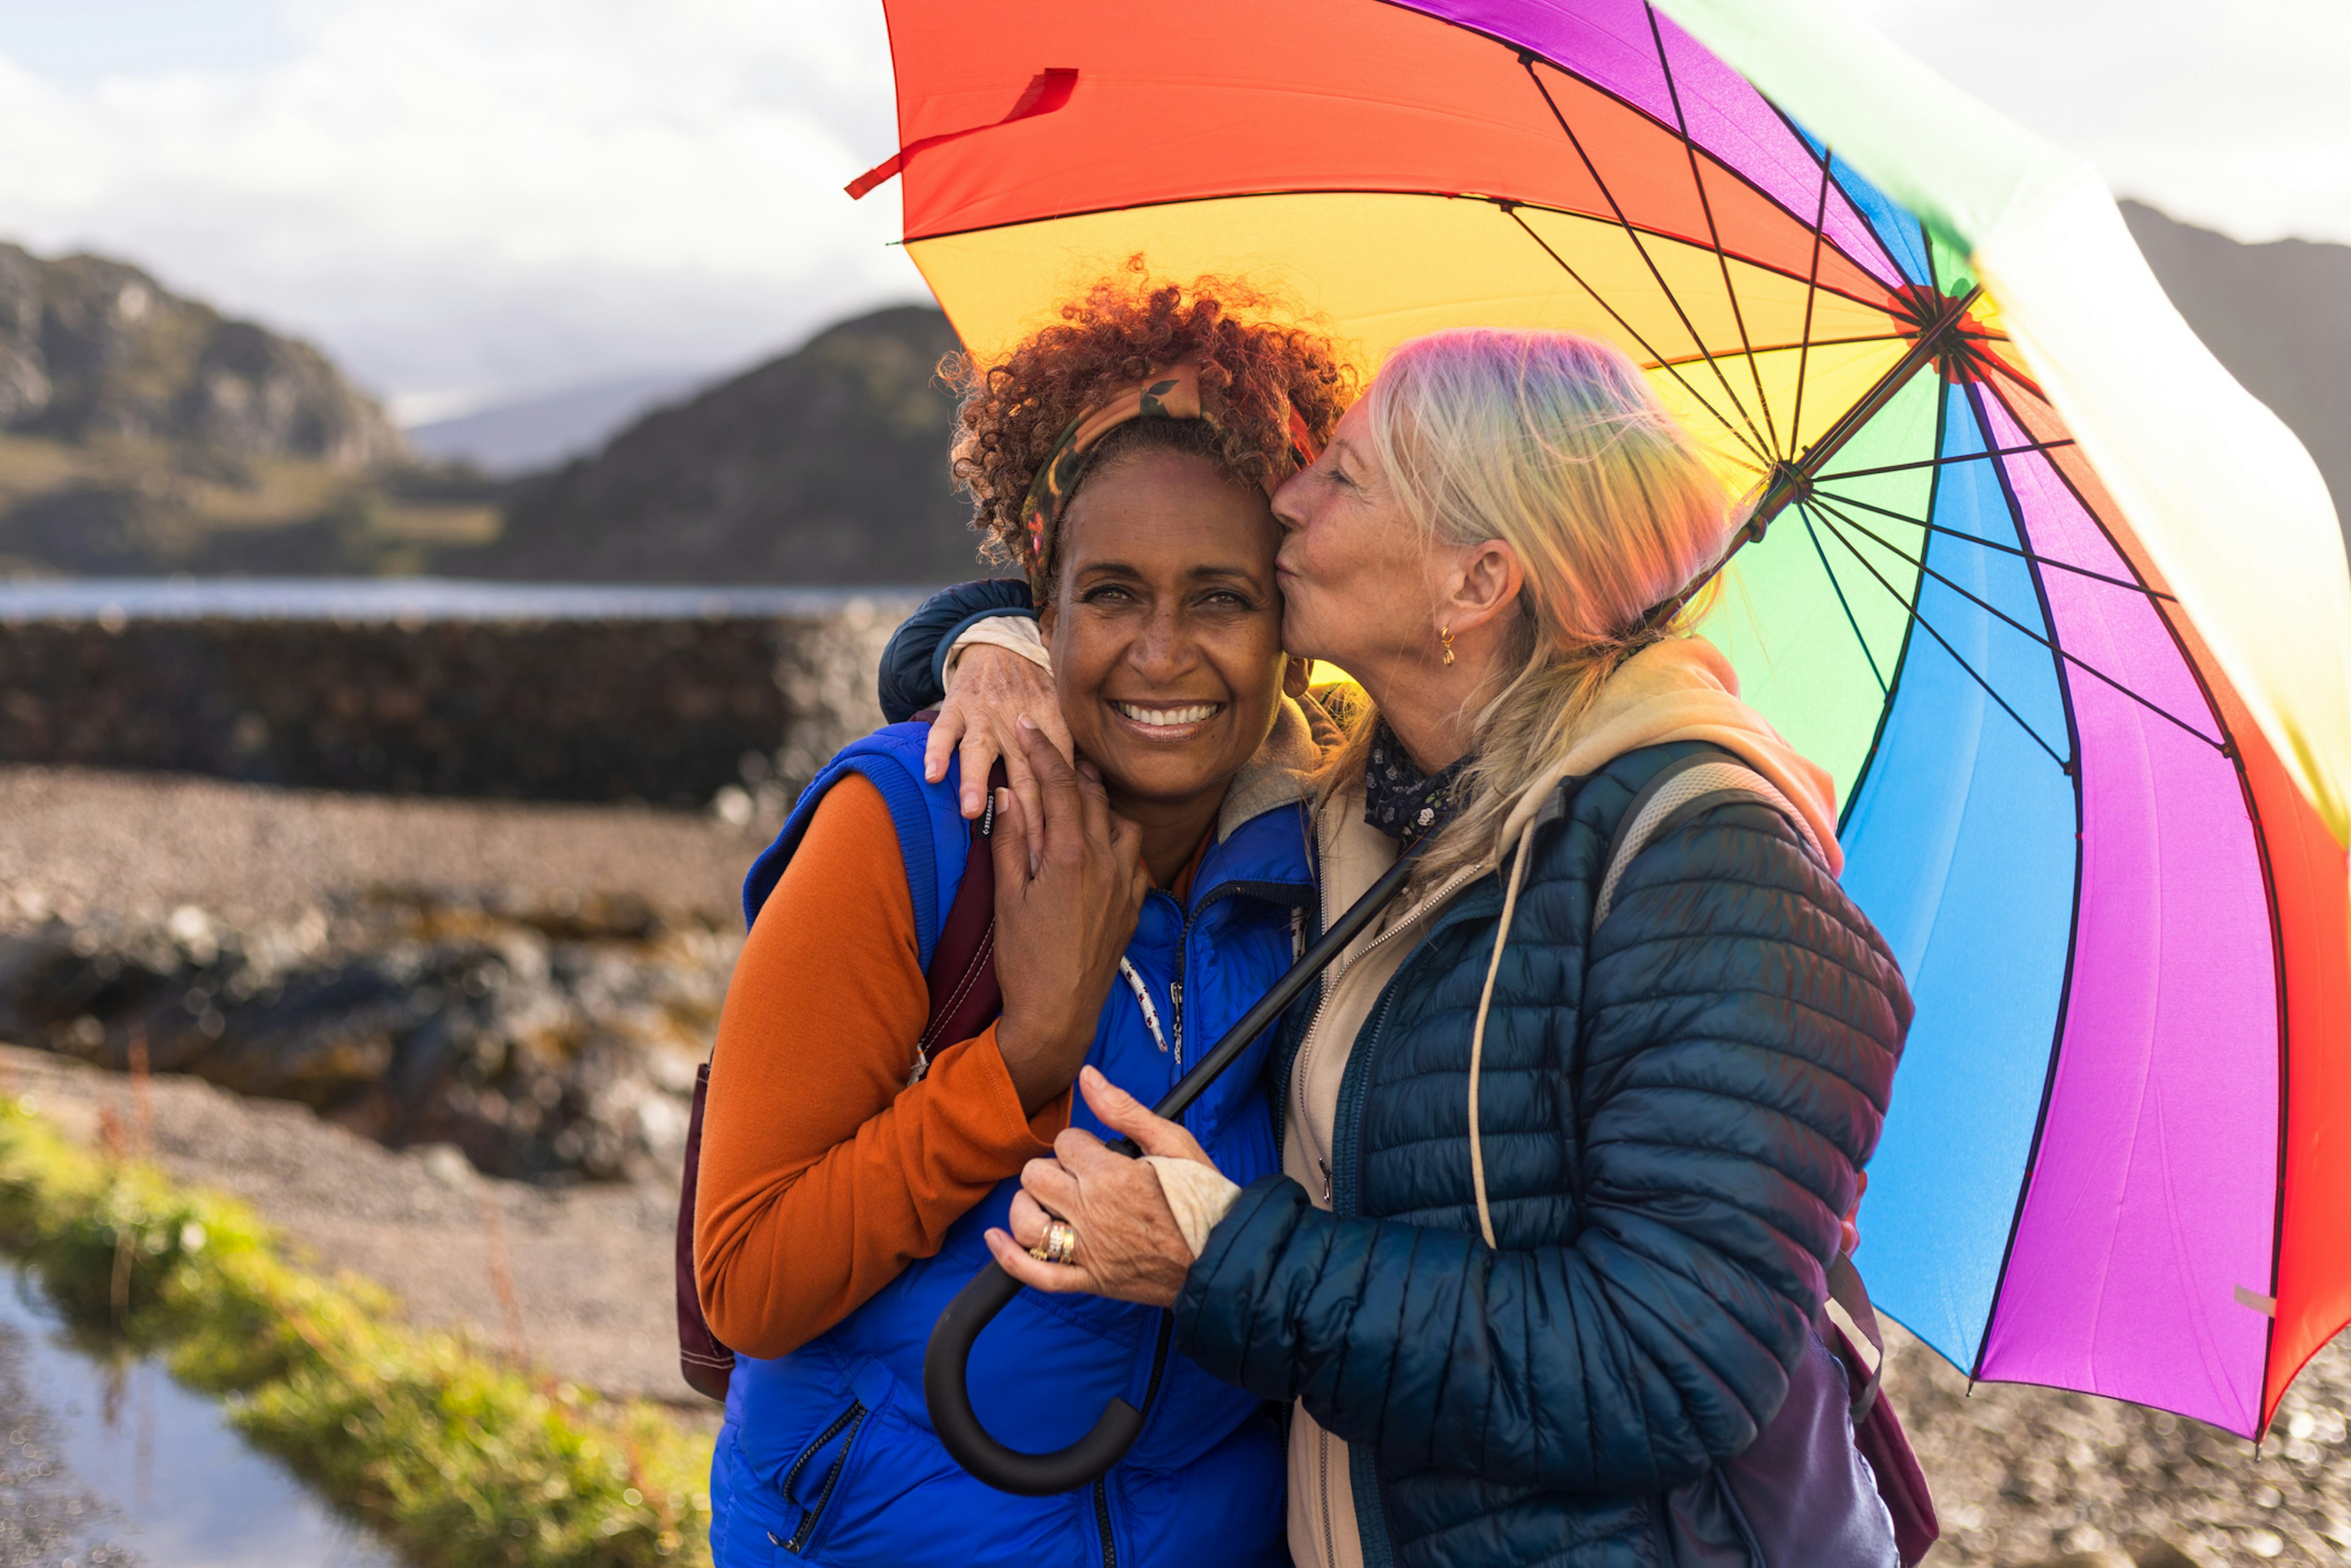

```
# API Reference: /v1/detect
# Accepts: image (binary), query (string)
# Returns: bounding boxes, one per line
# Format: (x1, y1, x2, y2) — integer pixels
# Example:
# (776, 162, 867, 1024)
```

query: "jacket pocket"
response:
(774, 1400, 868, 1556)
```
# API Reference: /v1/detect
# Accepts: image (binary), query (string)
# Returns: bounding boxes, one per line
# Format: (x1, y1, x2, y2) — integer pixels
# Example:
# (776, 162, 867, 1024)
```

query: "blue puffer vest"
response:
(710, 722, 1313, 1568)
(1175, 741, 1913, 1568)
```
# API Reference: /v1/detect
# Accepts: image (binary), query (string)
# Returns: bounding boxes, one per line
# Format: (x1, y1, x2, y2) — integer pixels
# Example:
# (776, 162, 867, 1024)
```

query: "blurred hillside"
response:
(405, 368, 711, 476)
(2121, 201, 2351, 525)
(451, 304, 979, 585)
(0, 241, 502, 577)
(0, 244, 400, 463)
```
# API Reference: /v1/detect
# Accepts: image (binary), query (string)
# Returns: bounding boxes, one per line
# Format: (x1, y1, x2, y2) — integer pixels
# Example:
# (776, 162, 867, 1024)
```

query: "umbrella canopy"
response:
(853, 0, 2351, 1441)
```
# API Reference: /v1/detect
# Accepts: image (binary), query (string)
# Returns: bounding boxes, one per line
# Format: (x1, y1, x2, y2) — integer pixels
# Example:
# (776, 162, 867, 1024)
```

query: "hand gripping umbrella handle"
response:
(923, 849, 1422, 1494)
(923, 1246, 1150, 1495)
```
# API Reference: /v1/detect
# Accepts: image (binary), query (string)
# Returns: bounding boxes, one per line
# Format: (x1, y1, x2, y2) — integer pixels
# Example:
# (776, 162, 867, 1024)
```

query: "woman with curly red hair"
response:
(693, 276, 1349, 1567)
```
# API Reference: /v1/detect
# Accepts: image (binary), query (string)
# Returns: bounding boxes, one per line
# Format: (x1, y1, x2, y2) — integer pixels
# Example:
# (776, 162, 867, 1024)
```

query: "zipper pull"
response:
(1169, 980, 1183, 1069)
(1318, 1158, 1333, 1203)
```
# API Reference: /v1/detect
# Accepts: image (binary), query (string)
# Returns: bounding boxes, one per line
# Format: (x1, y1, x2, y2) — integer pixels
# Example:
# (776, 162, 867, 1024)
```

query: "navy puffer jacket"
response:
(1177, 741, 1911, 1568)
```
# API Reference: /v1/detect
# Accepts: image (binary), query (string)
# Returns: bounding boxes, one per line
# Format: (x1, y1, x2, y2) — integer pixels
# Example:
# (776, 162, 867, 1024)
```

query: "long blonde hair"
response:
(1327, 328, 1734, 880)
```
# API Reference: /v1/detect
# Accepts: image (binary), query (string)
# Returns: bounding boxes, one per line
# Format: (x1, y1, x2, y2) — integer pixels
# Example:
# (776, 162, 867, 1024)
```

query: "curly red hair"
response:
(947, 266, 1357, 598)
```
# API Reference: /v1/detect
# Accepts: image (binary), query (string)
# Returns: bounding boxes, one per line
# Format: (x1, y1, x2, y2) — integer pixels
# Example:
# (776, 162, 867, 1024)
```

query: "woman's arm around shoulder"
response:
(876, 578, 1038, 721)
(1171, 798, 1911, 1493)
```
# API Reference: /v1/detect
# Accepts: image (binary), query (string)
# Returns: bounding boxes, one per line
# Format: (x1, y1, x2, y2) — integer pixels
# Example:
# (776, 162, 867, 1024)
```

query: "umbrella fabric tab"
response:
(846, 68, 1078, 199)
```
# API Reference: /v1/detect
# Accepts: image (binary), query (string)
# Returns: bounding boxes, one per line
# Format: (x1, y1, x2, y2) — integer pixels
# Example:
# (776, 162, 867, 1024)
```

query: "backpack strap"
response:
(1593, 747, 1829, 928)
(1824, 1252, 1888, 1424)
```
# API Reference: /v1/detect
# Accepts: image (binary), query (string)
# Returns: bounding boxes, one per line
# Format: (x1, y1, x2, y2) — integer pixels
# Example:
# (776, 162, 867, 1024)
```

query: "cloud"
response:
(1, 0, 2344, 411)
(0, 0, 931, 408)
(1850, 0, 2351, 246)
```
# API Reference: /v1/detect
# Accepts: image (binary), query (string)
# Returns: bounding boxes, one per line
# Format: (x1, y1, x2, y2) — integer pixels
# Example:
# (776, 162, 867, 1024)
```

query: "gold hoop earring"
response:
(1439, 626, 1456, 667)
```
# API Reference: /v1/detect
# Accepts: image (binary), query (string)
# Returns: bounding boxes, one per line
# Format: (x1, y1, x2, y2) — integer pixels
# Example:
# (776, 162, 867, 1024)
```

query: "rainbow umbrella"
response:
(849, 0, 2351, 1440)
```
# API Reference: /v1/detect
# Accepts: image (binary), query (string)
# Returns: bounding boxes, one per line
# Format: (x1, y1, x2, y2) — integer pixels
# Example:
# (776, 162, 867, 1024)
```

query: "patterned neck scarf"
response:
(1018, 362, 1324, 588)
(1363, 720, 1471, 845)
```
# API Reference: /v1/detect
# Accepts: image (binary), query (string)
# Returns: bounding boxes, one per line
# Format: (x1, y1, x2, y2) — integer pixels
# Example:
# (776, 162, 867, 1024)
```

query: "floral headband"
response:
(1018, 362, 1325, 577)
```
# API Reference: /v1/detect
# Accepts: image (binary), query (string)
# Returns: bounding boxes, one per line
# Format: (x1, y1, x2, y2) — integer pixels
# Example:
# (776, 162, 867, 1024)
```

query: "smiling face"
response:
(1039, 445, 1289, 817)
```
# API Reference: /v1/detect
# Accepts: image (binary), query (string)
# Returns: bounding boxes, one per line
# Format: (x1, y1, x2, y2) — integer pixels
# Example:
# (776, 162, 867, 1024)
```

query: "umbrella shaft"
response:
(1752, 283, 1987, 540)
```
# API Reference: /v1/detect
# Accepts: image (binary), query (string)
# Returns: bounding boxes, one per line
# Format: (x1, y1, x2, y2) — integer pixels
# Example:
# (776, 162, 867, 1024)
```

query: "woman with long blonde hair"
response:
(887, 324, 1912, 1568)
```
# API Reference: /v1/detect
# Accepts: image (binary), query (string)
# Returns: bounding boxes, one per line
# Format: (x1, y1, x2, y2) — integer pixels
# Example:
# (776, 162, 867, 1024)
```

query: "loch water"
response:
(0, 1268, 403, 1566)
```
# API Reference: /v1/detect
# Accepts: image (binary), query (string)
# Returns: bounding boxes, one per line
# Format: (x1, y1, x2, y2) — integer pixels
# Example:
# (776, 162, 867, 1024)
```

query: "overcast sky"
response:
(0, 0, 2342, 422)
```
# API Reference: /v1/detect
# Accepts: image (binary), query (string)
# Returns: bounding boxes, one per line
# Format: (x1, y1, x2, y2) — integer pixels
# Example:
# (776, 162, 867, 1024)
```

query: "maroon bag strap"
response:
(675, 1059, 738, 1400)
(914, 761, 1007, 1078)
(1823, 1256, 1940, 1566)
(673, 750, 1008, 1401)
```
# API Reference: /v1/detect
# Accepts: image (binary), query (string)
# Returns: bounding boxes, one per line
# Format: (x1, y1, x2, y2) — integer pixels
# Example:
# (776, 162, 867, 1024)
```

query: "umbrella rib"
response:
(1834, 378, 1955, 834)
(1788, 146, 1834, 453)
(1807, 493, 2227, 750)
(1648, 3, 1781, 457)
(1760, 102, 1914, 295)
(1800, 502, 2071, 768)
(1517, 56, 1775, 463)
(1794, 501, 1888, 692)
(1653, 330, 1908, 370)
(1972, 340, 2052, 404)
(1810, 485, 2178, 600)
(1431, 2, 1906, 290)
(1505, 206, 1771, 469)
(1820, 440, 2073, 482)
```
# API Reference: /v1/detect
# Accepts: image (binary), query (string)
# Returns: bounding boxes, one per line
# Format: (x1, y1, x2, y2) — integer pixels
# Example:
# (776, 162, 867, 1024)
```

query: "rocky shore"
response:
(0, 889, 730, 1182)
(0, 764, 768, 1184)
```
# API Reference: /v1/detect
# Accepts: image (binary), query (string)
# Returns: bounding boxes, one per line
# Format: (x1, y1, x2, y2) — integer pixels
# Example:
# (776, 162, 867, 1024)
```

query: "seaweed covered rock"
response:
(0, 892, 734, 1183)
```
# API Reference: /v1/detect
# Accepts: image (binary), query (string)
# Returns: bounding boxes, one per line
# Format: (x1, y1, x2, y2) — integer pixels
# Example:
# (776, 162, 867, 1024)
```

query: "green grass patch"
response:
(0, 1095, 714, 1566)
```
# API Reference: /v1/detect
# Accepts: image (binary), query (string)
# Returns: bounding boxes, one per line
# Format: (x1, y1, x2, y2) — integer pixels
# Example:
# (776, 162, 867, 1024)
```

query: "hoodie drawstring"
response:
(1118, 958, 1169, 1053)
(1466, 828, 1537, 1250)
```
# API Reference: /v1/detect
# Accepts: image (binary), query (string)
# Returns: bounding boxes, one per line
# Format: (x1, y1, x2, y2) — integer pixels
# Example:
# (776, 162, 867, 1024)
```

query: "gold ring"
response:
(1029, 1218, 1078, 1266)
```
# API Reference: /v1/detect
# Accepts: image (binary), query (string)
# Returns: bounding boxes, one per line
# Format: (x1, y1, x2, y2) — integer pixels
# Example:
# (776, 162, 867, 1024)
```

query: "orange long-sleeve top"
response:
(692, 775, 1072, 1360)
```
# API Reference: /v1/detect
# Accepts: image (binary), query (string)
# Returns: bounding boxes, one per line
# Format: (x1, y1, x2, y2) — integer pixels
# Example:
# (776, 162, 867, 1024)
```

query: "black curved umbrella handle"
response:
(924, 850, 1421, 1495)
(923, 1257, 1149, 1495)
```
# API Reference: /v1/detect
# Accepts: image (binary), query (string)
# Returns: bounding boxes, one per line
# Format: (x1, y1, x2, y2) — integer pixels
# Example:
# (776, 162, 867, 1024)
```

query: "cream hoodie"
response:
(1146, 637, 1840, 1568)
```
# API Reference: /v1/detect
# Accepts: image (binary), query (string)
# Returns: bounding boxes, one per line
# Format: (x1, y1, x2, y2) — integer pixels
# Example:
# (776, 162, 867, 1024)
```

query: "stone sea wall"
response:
(0, 597, 913, 808)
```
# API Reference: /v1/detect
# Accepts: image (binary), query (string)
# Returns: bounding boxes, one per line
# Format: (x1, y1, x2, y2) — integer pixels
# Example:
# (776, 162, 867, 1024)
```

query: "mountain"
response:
(0, 244, 402, 467)
(457, 305, 983, 585)
(2121, 201, 2351, 536)
(405, 369, 712, 476)
(0, 241, 497, 578)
